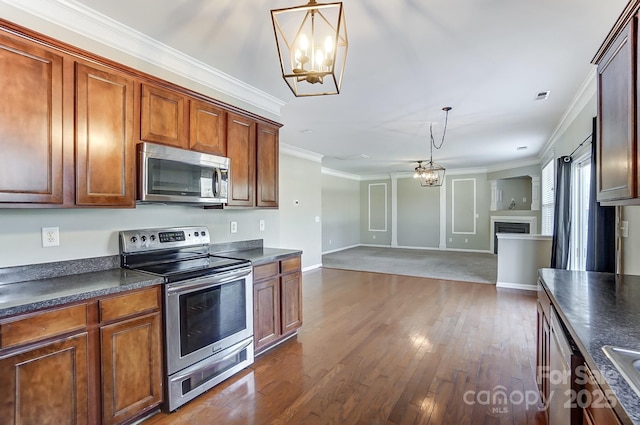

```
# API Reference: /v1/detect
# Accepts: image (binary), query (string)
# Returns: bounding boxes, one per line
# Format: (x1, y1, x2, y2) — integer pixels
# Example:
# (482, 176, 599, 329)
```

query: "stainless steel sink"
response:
(602, 345, 640, 398)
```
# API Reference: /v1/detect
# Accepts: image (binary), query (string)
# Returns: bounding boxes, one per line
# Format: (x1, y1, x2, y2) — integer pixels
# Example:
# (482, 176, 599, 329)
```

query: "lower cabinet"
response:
(253, 255, 302, 354)
(0, 286, 163, 425)
(0, 333, 89, 425)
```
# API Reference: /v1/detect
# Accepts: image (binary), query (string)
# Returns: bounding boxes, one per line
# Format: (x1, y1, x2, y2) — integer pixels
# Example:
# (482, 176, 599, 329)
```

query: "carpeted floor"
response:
(322, 246, 497, 284)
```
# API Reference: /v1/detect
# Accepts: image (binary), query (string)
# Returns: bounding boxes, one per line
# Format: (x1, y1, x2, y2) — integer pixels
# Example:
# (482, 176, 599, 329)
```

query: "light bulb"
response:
(315, 49, 324, 70)
(294, 49, 301, 67)
(299, 34, 309, 54)
(325, 36, 333, 55)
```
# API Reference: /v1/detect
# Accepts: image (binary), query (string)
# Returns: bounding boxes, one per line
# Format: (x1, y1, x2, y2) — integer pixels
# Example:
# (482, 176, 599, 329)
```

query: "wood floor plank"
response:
(143, 268, 545, 425)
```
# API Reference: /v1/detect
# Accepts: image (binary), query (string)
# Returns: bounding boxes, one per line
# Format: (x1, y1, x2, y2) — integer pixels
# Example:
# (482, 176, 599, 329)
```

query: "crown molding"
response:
(486, 158, 541, 173)
(280, 143, 324, 163)
(321, 168, 361, 181)
(446, 167, 488, 176)
(0, 0, 285, 117)
(539, 67, 597, 161)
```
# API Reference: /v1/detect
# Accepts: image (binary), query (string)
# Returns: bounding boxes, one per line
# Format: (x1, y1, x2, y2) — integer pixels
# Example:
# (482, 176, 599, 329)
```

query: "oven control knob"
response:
(130, 236, 137, 243)
(150, 234, 156, 241)
(141, 235, 147, 242)
(201, 231, 206, 237)
(194, 231, 199, 237)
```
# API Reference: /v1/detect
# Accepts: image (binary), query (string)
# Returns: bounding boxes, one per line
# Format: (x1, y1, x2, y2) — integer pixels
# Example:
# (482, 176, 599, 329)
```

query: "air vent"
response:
(535, 91, 550, 101)
(517, 146, 527, 151)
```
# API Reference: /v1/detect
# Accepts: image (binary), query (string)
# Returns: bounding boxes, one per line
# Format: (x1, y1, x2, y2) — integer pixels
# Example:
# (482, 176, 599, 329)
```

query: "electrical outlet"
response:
(230, 221, 238, 234)
(372, 234, 376, 239)
(464, 238, 469, 243)
(259, 219, 265, 232)
(42, 227, 60, 247)
(621, 221, 629, 238)
(448, 238, 452, 242)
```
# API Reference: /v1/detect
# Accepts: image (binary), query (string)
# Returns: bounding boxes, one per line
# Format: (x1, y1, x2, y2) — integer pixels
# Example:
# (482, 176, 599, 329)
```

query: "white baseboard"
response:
(302, 263, 322, 272)
(322, 244, 360, 255)
(496, 281, 537, 291)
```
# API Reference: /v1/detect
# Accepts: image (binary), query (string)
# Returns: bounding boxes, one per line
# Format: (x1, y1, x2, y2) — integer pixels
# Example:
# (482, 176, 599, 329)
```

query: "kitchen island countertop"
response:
(538, 268, 640, 425)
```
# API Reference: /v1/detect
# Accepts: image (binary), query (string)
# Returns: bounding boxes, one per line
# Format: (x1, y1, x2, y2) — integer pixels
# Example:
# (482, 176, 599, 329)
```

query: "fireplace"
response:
(494, 222, 530, 254)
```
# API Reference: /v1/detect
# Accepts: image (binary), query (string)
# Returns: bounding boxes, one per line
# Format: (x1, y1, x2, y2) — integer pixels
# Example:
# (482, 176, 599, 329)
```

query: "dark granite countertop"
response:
(0, 268, 163, 319)
(538, 268, 640, 425)
(218, 247, 302, 266)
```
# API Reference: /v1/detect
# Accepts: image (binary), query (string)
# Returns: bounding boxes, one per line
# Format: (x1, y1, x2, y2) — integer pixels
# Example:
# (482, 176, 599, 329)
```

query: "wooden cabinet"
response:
(0, 31, 66, 205)
(75, 62, 136, 207)
(0, 333, 89, 425)
(582, 365, 623, 425)
(595, 17, 637, 203)
(140, 83, 188, 149)
(253, 255, 302, 354)
(0, 286, 162, 425)
(99, 287, 163, 425)
(227, 112, 257, 206)
(256, 123, 279, 208)
(226, 115, 280, 208)
(189, 99, 227, 155)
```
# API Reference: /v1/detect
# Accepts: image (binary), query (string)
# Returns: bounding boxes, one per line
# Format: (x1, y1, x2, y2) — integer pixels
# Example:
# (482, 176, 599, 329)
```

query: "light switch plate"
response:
(230, 221, 238, 234)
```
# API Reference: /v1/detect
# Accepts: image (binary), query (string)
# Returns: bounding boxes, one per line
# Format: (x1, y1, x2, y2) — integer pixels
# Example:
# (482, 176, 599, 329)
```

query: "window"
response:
(569, 154, 591, 270)
(541, 159, 555, 235)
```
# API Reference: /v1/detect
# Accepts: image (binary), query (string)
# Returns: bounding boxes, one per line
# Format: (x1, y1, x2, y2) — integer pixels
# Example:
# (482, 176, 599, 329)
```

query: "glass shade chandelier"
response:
(271, 0, 348, 97)
(414, 107, 452, 187)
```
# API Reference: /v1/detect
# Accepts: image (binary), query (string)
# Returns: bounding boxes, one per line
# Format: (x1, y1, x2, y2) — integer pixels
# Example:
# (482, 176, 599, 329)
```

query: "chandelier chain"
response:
(430, 107, 450, 151)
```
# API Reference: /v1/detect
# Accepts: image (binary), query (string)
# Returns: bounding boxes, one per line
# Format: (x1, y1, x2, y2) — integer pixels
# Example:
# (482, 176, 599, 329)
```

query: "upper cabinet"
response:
(0, 32, 66, 205)
(227, 112, 257, 207)
(140, 83, 188, 149)
(75, 62, 136, 207)
(0, 19, 280, 209)
(189, 99, 227, 156)
(593, 2, 640, 205)
(257, 123, 279, 208)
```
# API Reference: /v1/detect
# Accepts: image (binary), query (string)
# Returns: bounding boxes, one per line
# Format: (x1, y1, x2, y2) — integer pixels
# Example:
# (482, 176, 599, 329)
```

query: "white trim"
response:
(360, 174, 393, 181)
(395, 245, 441, 251)
(302, 263, 322, 272)
(1, 0, 285, 116)
(359, 243, 392, 247)
(439, 179, 447, 249)
(447, 167, 487, 176)
(539, 67, 597, 162)
(391, 175, 398, 247)
(496, 233, 552, 241)
(281, 143, 323, 163)
(451, 178, 477, 235)
(321, 244, 360, 255)
(496, 281, 538, 291)
(368, 183, 388, 232)
(323, 243, 492, 254)
(443, 247, 493, 254)
(489, 215, 537, 254)
(486, 158, 541, 173)
(320, 167, 360, 180)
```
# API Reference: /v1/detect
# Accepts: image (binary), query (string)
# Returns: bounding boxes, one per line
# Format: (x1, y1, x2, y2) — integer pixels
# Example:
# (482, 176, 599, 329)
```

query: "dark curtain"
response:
(550, 156, 572, 268)
(586, 117, 616, 272)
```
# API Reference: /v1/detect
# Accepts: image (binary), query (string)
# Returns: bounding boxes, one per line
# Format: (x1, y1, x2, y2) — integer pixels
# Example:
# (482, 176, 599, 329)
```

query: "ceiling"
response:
(68, 0, 627, 176)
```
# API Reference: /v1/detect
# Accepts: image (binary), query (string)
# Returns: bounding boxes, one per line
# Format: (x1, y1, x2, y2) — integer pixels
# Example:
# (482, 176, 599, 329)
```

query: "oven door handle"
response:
(170, 338, 253, 382)
(166, 267, 252, 295)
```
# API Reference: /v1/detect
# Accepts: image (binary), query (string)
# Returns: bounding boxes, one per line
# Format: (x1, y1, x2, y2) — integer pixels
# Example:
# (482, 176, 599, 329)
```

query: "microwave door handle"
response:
(214, 167, 222, 197)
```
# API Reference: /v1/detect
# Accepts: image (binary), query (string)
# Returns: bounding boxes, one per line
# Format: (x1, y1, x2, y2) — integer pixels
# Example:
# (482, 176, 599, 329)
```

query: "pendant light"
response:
(414, 107, 452, 187)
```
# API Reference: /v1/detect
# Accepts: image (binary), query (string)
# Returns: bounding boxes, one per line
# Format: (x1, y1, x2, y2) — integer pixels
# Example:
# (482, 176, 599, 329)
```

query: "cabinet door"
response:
(100, 312, 162, 425)
(0, 33, 65, 204)
(536, 301, 549, 406)
(227, 112, 256, 206)
(280, 271, 302, 335)
(256, 123, 279, 208)
(189, 99, 226, 155)
(140, 83, 188, 148)
(0, 333, 89, 425)
(597, 19, 636, 202)
(75, 62, 135, 206)
(254, 277, 280, 352)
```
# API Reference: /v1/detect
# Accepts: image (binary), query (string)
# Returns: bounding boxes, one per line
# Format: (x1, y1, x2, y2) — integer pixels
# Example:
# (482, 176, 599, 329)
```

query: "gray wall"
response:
(321, 173, 360, 252)
(396, 177, 440, 248)
(501, 177, 532, 210)
(360, 179, 392, 246)
(446, 173, 491, 251)
(0, 153, 322, 270)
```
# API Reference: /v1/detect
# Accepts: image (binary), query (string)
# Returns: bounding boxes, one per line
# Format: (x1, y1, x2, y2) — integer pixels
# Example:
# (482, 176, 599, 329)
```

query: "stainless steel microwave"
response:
(137, 142, 229, 205)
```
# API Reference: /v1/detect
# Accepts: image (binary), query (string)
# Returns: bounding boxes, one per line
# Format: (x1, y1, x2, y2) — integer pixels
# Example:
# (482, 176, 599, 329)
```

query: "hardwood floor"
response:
(143, 268, 547, 425)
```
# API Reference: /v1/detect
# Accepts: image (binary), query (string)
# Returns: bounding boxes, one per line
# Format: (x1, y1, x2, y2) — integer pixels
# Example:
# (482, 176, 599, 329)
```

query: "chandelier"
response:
(414, 107, 452, 187)
(271, 0, 348, 97)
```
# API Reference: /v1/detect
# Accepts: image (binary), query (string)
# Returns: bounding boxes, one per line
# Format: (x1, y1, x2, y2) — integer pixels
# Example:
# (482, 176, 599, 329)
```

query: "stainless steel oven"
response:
(120, 226, 254, 412)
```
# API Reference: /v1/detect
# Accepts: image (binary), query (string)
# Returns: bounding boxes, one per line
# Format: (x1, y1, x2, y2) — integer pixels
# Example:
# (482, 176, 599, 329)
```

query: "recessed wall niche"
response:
(490, 175, 540, 211)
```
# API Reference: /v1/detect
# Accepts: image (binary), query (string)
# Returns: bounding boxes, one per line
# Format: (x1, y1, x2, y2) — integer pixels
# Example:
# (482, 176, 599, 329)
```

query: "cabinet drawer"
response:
(254, 262, 279, 282)
(99, 287, 160, 323)
(0, 304, 87, 349)
(281, 256, 301, 275)
(583, 365, 622, 425)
